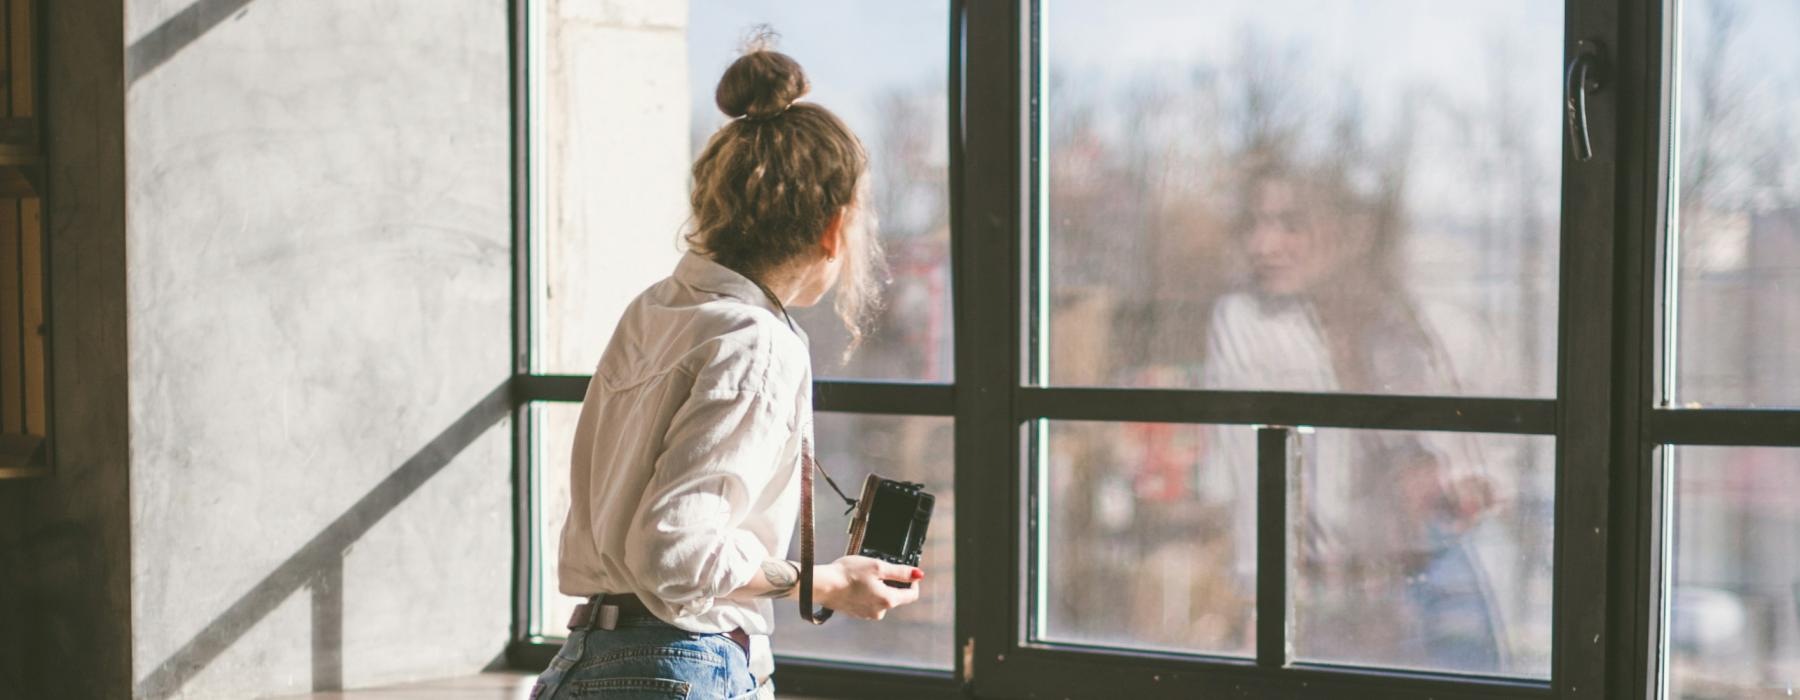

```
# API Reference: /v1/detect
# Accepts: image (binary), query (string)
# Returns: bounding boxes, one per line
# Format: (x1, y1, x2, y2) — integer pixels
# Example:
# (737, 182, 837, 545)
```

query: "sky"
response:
(684, 0, 1563, 129)
(676, 0, 1800, 222)
(686, 0, 948, 148)
(682, 0, 1567, 206)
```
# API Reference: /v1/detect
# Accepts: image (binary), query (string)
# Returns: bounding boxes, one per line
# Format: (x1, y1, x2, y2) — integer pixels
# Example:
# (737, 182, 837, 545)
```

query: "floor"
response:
(275, 673, 535, 699)
(277, 672, 832, 699)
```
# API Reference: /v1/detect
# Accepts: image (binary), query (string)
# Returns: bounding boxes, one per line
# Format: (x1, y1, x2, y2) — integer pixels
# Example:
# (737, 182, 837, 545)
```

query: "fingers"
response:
(875, 560, 924, 583)
(884, 582, 921, 608)
(849, 587, 916, 621)
(832, 559, 925, 620)
(1450, 475, 1495, 516)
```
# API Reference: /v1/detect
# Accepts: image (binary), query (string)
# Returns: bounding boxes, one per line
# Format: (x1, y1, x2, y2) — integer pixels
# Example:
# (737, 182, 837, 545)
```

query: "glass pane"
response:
(1042, 1, 1562, 397)
(1288, 428, 1553, 677)
(1666, 446, 1800, 698)
(529, 1, 688, 374)
(535, 401, 584, 636)
(1668, 1, 1800, 408)
(529, 0, 952, 380)
(776, 413, 954, 670)
(1039, 421, 1255, 657)
(689, 3, 952, 382)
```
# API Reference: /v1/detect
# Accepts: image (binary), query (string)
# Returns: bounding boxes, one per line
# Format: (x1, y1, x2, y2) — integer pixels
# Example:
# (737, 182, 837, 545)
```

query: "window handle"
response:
(1566, 40, 1606, 162)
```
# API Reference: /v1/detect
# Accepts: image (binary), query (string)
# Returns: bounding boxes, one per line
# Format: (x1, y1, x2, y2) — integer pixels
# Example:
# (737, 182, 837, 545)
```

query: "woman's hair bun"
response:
(715, 29, 809, 120)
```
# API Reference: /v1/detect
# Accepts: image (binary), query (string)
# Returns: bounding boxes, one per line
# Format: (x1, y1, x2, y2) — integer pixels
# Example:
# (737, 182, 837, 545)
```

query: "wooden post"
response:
(22, 197, 42, 436)
(0, 0, 44, 472)
(0, 198, 19, 435)
(9, 0, 29, 118)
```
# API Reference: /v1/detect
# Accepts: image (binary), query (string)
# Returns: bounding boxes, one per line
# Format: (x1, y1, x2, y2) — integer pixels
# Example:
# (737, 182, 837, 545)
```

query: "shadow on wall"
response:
(126, 0, 260, 84)
(132, 380, 513, 699)
(120, 1, 514, 696)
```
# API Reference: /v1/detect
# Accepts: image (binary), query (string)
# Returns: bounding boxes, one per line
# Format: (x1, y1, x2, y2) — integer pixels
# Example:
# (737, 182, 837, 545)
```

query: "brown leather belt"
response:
(567, 594, 750, 658)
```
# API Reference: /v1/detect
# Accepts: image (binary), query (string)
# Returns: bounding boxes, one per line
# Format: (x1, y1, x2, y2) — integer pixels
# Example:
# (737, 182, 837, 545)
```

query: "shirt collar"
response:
(674, 250, 772, 305)
(673, 251, 808, 344)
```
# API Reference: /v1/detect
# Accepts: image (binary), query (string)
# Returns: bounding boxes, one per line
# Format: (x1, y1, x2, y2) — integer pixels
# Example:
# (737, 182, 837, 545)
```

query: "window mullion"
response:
(1255, 426, 1291, 669)
(1552, 0, 1628, 696)
(953, 0, 1029, 694)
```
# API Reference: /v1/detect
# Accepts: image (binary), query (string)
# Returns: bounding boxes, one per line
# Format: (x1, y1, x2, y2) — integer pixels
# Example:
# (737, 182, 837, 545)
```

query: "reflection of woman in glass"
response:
(1200, 155, 1513, 672)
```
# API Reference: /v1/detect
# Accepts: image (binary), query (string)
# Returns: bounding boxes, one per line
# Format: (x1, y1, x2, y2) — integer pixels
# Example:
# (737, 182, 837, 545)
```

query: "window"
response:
(687, 3, 953, 384)
(1655, 3, 1800, 697)
(1040, 422, 1555, 675)
(530, 401, 582, 636)
(508, 1, 1800, 698)
(516, 0, 956, 683)
(1042, 1, 1562, 398)
(1038, 421, 1254, 657)
(1283, 429, 1554, 676)
(1663, 446, 1800, 698)
(529, 1, 950, 382)
(1035, 1, 1564, 684)
(778, 412, 953, 670)
(1666, 0, 1800, 410)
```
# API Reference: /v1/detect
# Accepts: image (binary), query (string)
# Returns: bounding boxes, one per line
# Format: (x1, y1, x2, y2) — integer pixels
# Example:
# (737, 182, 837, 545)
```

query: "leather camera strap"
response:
(741, 272, 854, 625)
(798, 430, 834, 624)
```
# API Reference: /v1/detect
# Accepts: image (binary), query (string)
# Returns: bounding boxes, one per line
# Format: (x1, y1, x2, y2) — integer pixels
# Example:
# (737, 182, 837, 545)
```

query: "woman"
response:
(531, 44, 925, 700)
(1199, 155, 1514, 672)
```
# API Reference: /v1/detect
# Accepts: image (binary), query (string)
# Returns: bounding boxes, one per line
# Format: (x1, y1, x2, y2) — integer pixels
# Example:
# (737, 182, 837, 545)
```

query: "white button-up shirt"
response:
(558, 251, 811, 680)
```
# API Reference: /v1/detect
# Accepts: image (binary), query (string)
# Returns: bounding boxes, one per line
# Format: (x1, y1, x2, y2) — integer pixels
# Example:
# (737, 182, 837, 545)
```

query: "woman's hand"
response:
(812, 555, 924, 620)
(1444, 473, 1499, 530)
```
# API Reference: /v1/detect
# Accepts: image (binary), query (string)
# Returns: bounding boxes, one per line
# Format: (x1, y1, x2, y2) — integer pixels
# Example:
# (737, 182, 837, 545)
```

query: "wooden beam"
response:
(9, 0, 29, 118)
(21, 196, 40, 435)
(0, 198, 18, 434)
(0, 0, 11, 115)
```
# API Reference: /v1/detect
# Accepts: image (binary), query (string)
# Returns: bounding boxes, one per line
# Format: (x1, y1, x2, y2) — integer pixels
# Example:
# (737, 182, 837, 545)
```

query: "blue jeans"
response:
(1405, 526, 1503, 672)
(531, 617, 763, 700)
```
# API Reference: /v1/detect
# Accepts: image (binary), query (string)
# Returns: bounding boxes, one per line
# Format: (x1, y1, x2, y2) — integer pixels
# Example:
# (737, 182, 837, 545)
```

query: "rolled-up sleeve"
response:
(623, 387, 792, 619)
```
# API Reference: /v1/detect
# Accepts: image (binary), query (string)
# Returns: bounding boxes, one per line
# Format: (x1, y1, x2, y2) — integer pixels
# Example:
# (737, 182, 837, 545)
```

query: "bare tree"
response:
(1682, 0, 1749, 216)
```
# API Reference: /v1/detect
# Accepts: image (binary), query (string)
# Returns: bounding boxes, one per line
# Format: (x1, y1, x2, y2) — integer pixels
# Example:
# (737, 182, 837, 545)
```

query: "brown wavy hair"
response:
(687, 31, 885, 352)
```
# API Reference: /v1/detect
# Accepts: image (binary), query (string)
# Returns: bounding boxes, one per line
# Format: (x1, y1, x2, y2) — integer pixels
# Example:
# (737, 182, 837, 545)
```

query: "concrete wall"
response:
(121, 0, 513, 697)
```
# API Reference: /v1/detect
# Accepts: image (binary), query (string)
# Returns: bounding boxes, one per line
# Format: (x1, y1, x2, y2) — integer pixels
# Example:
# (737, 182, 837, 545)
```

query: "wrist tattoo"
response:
(759, 559, 800, 598)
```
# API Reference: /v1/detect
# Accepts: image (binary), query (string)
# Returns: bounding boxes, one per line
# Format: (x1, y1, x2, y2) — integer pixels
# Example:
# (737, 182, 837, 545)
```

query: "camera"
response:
(844, 475, 935, 588)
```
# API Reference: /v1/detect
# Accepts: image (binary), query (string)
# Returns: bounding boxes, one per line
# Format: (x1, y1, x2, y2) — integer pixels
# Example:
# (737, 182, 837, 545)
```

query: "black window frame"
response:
(501, 1, 1800, 698)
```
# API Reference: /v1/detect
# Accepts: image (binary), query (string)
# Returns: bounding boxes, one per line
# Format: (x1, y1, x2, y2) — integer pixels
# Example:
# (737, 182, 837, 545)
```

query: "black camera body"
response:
(845, 475, 935, 587)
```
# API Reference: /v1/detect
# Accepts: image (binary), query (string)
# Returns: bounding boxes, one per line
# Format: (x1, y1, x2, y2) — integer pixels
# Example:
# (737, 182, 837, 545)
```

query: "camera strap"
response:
(743, 273, 855, 624)
(798, 430, 834, 624)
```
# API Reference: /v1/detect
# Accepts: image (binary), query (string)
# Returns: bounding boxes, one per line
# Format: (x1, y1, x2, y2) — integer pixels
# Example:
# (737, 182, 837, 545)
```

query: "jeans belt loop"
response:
(596, 603, 620, 631)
